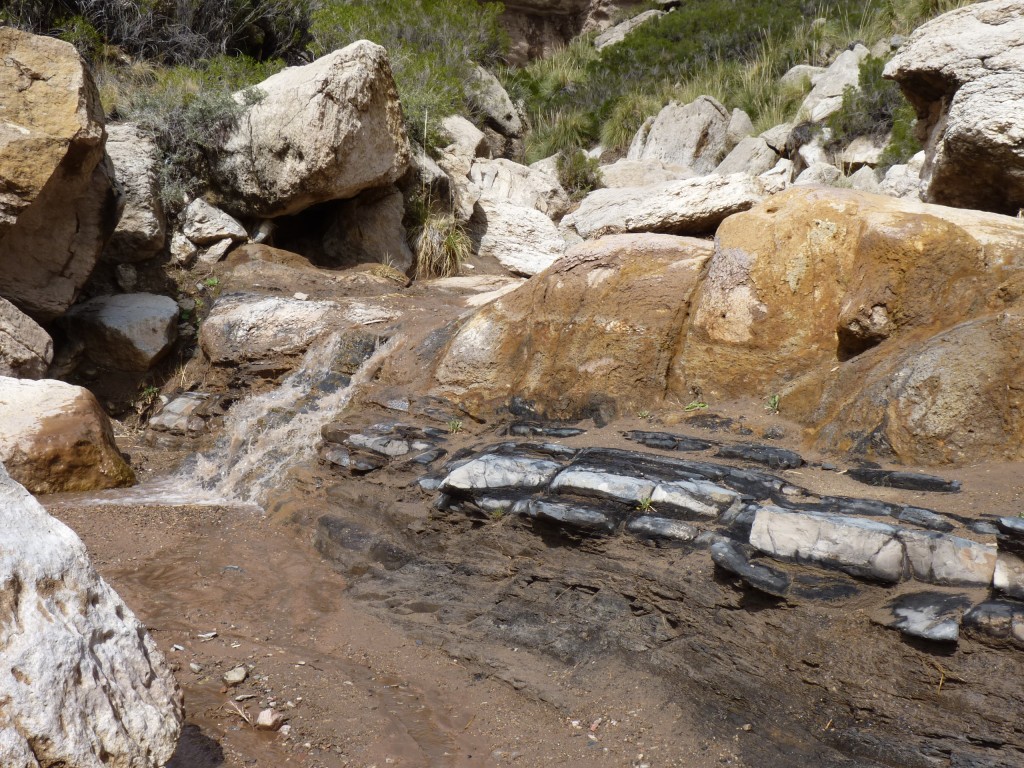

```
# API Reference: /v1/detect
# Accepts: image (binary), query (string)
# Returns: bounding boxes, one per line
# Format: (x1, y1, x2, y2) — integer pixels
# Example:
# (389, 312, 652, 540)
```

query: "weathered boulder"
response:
(594, 9, 664, 50)
(441, 115, 489, 160)
(794, 161, 842, 186)
(884, 0, 1024, 214)
(715, 137, 779, 177)
(841, 135, 889, 169)
(434, 234, 712, 417)
(560, 173, 767, 239)
(199, 293, 337, 363)
(0, 28, 120, 321)
(469, 158, 569, 217)
(466, 66, 523, 138)
(475, 199, 568, 276)
(0, 377, 134, 493)
(63, 293, 179, 372)
(879, 151, 925, 199)
(598, 158, 695, 188)
(627, 96, 731, 173)
(0, 464, 182, 766)
(183, 198, 247, 245)
(213, 41, 411, 218)
(681, 186, 1023, 405)
(0, 298, 52, 379)
(102, 124, 166, 262)
(798, 44, 870, 122)
(780, 64, 825, 89)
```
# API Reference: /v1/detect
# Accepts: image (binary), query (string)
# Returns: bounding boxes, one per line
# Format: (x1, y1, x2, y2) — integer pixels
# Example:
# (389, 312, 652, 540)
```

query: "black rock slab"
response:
(508, 422, 587, 438)
(996, 517, 1024, 557)
(710, 540, 791, 598)
(876, 591, 971, 643)
(847, 468, 961, 493)
(962, 600, 1024, 648)
(626, 515, 699, 543)
(524, 499, 619, 534)
(898, 506, 955, 533)
(622, 431, 716, 452)
(716, 443, 804, 470)
(821, 496, 902, 518)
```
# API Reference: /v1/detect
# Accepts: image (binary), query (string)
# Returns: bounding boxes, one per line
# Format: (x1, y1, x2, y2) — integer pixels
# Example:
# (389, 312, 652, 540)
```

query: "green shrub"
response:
(878, 102, 922, 169)
(310, 0, 507, 150)
(825, 55, 910, 147)
(600, 91, 663, 153)
(556, 149, 603, 201)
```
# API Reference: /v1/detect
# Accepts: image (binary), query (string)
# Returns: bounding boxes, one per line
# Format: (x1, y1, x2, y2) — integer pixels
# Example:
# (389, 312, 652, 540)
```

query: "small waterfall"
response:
(183, 332, 400, 505)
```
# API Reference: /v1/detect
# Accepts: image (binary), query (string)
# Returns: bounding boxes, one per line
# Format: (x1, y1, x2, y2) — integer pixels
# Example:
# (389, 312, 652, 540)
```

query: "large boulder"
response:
(884, 0, 1024, 214)
(598, 158, 695, 188)
(469, 158, 570, 218)
(627, 96, 731, 173)
(798, 44, 870, 122)
(434, 234, 713, 417)
(0, 377, 135, 493)
(560, 173, 767, 239)
(0, 28, 120, 321)
(102, 124, 166, 263)
(0, 298, 52, 379)
(213, 41, 411, 218)
(475, 200, 568, 276)
(63, 293, 179, 372)
(0, 464, 182, 766)
(466, 66, 523, 138)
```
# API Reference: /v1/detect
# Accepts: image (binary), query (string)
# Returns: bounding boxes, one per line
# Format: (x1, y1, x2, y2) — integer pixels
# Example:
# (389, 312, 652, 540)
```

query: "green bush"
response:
(825, 55, 912, 148)
(878, 103, 922, 169)
(310, 0, 507, 150)
(556, 149, 603, 201)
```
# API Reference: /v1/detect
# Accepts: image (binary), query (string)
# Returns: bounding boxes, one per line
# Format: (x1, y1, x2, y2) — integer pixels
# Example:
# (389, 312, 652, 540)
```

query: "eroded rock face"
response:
(200, 293, 338, 363)
(103, 124, 166, 263)
(884, 0, 1024, 213)
(64, 293, 179, 372)
(475, 199, 568, 276)
(627, 96, 731, 173)
(434, 233, 712, 417)
(0, 28, 120, 321)
(0, 298, 52, 379)
(0, 464, 182, 766)
(213, 41, 411, 218)
(0, 377, 134, 494)
(469, 158, 570, 218)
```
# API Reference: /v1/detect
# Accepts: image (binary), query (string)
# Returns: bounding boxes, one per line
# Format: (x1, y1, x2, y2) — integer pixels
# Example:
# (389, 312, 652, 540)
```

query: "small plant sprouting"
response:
(636, 496, 656, 513)
(765, 394, 781, 414)
(203, 276, 220, 288)
(489, 506, 506, 521)
(447, 418, 464, 434)
(637, 409, 653, 421)
(684, 400, 708, 412)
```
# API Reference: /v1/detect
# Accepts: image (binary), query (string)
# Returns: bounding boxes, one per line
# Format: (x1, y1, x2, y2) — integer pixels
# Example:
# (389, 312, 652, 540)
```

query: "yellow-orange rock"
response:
(434, 233, 713, 418)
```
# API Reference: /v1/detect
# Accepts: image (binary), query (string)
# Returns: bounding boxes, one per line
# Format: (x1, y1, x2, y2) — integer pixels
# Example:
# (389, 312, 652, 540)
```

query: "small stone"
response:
(293, 292, 308, 300)
(255, 708, 286, 731)
(189, 662, 203, 674)
(223, 665, 248, 686)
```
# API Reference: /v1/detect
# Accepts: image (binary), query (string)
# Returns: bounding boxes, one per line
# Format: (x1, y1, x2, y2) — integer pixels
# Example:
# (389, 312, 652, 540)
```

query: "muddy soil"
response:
(45, 404, 1024, 768)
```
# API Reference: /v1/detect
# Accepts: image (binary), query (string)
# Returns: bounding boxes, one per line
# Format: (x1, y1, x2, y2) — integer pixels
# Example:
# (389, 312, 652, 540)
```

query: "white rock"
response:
(594, 10, 665, 50)
(476, 199, 567, 276)
(256, 708, 286, 731)
(779, 64, 825, 89)
(749, 506, 906, 582)
(214, 41, 411, 218)
(65, 293, 179, 371)
(848, 166, 881, 193)
(898, 530, 997, 586)
(0, 297, 52, 379)
(797, 136, 830, 168)
(223, 665, 248, 686)
(758, 158, 795, 193)
(442, 115, 489, 160)
(469, 158, 570, 218)
(627, 116, 655, 159)
(184, 198, 247, 246)
(715, 137, 779, 177)
(798, 44, 870, 122)
(550, 467, 655, 504)
(0, 377, 134, 493)
(598, 158, 695, 188)
(794, 162, 842, 186)
(994, 551, 1024, 598)
(760, 123, 794, 154)
(880, 151, 926, 200)
(442, 454, 561, 491)
(170, 231, 198, 267)
(726, 108, 754, 149)
(149, 392, 211, 435)
(198, 237, 236, 264)
(199, 293, 337, 363)
(650, 479, 739, 518)
(561, 173, 766, 239)
(103, 123, 166, 262)
(841, 134, 889, 168)
(0, 464, 182, 765)
(628, 96, 731, 174)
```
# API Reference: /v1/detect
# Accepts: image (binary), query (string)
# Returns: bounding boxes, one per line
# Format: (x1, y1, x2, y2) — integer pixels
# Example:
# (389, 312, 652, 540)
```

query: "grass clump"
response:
(310, 0, 507, 150)
(411, 212, 472, 279)
(556, 149, 603, 201)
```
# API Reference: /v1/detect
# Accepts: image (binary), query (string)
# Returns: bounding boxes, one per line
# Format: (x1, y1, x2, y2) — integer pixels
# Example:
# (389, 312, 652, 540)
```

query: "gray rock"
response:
(64, 293, 179, 371)
(628, 515, 699, 542)
(847, 468, 961, 493)
(442, 454, 562, 492)
(103, 123, 166, 262)
(550, 467, 655, 504)
(963, 599, 1024, 648)
(898, 506, 955, 533)
(711, 540, 791, 597)
(441, 115, 489, 160)
(627, 96, 731, 174)
(199, 293, 337, 363)
(715, 443, 804, 470)
(794, 162, 842, 186)
(149, 392, 212, 435)
(994, 551, 1024, 599)
(598, 158, 695, 188)
(650, 479, 739, 519)
(779, 64, 825, 89)
(346, 433, 411, 458)
(469, 158, 570, 218)
(749, 506, 906, 583)
(467, 66, 523, 137)
(524, 499, 617, 534)
(879, 151, 925, 200)
(0, 297, 52, 379)
(878, 592, 970, 643)
(197, 237, 236, 264)
(476, 199, 568, 276)
(322, 186, 414, 272)
(798, 44, 870, 122)
(715, 137, 780, 177)
(726, 108, 754, 149)
(594, 10, 665, 51)
(183, 198, 247, 245)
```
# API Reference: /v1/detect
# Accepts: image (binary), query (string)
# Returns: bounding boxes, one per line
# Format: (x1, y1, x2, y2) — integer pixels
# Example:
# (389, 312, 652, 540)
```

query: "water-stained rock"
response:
(711, 540, 791, 597)
(875, 592, 970, 643)
(441, 454, 562, 493)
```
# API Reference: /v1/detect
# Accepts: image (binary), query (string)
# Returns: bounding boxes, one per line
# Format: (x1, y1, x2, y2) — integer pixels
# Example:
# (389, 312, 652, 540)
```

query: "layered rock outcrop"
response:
(213, 40, 411, 219)
(885, 0, 1024, 213)
(0, 464, 182, 766)
(0, 28, 120, 321)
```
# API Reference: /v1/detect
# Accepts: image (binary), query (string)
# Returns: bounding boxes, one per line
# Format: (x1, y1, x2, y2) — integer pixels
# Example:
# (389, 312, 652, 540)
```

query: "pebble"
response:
(189, 662, 203, 674)
(256, 708, 285, 731)
(223, 665, 248, 686)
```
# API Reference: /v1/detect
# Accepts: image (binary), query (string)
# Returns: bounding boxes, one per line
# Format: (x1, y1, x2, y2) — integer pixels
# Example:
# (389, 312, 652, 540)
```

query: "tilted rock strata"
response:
(0, 464, 182, 767)
(0, 377, 135, 494)
(0, 28, 119, 321)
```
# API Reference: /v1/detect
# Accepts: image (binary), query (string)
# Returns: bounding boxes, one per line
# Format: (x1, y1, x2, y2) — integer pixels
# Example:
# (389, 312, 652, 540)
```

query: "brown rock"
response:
(0, 377, 135, 494)
(433, 233, 712, 418)
(0, 28, 119, 321)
